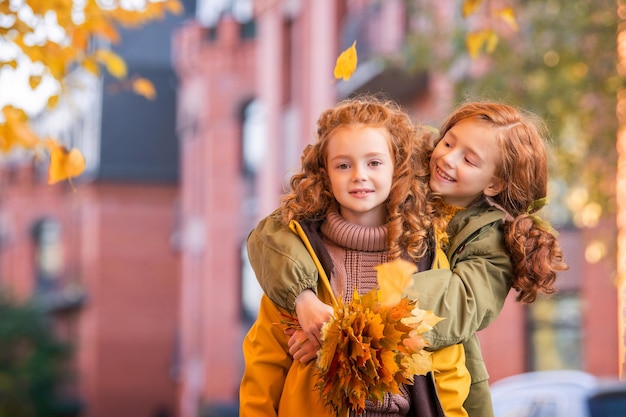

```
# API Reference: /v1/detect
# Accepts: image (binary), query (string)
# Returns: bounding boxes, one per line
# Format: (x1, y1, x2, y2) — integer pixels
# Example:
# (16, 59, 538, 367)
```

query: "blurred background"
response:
(0, 0, 624, 416)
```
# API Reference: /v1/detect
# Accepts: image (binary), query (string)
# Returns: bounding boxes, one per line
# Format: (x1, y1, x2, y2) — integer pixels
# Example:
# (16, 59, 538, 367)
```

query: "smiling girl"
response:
(246, 100, 568, 417)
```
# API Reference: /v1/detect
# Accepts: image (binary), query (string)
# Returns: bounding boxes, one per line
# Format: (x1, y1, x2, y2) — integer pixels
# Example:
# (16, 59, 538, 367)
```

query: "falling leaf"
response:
(462, 0, 484, 17)
(466, 29, 499, 59)
(376, 259, 417, 307)
(132, 77, 157, 100)
(46, 139, 86, 185)
(334, 40, 358, 81)
(495, 7, 519, 32)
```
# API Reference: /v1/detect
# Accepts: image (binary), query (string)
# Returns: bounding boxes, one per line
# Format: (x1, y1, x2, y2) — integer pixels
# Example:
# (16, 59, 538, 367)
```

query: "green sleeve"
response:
(246, 213, 319, 312)
(406, 225, 512, 350)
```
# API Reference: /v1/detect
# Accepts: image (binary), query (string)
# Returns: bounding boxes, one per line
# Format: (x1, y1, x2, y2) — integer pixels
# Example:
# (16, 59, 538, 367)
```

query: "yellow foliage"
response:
(495, 7, 519, 32)
(466, 29, 499, 59)
(0, 0, 183, 185)
(315, 259, 442, 416)
(334, 40, 358, 81)
(132, 77, 157, 100)
(462, 0, 484, 17)
(29, 75, 42, 90)
(1, 107, 40, 150)
(46, 140, 86, 185)
(95, 49, 127, 79)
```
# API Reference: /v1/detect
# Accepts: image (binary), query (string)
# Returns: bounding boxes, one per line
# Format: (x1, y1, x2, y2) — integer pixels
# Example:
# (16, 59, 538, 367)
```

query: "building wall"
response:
(0, 170, 181, 417)
(173, 16, 256, 417)
(173, 1, 619, 416)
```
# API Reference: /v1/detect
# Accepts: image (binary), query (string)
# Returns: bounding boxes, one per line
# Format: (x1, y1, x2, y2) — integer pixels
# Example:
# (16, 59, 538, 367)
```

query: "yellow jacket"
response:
(239, 221, 469, 416)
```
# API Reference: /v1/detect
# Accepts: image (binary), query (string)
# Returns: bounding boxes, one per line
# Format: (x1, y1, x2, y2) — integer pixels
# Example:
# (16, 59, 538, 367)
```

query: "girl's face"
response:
(429, 118, 504, 207)
(326, 124, 394, 227)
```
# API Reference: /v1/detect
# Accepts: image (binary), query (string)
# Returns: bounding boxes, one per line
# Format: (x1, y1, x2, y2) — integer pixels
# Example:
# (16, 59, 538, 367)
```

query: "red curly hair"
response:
(434, 101, 569, 303)
(279, 95, 433, 262)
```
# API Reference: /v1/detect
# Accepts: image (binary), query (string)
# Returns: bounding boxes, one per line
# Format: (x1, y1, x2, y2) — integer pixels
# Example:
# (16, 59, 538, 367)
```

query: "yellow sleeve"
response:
(431, 345, 471, 417)
(430, 230, 471, 416)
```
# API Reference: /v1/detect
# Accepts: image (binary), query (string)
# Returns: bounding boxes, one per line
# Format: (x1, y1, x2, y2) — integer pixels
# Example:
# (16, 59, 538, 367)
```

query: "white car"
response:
(490, 370, 626, 417)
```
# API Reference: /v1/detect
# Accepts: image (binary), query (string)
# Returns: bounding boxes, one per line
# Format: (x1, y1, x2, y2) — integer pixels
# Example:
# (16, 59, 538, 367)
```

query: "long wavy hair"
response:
(433, 101, 568, 303)
(279, 95, 433, 261)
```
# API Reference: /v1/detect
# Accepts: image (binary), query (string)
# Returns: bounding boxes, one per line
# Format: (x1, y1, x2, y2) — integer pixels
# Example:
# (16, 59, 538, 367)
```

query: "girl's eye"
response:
(370, 160, 382, 167)
(337, 163, 350, 169)
(464, 157, 477, 166)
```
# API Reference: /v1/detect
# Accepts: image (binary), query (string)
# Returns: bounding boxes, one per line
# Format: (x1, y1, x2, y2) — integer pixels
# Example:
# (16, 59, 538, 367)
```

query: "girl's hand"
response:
(287, 329, 319, 363)
(295, 289, 334, 348)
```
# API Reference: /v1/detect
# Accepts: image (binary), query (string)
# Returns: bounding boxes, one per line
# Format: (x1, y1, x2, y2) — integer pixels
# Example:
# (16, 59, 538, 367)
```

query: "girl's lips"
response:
(349, 189, 373, 196)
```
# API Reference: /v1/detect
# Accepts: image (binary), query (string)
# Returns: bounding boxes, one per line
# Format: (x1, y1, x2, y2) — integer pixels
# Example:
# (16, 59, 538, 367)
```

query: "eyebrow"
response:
(328, 151, 390, 161)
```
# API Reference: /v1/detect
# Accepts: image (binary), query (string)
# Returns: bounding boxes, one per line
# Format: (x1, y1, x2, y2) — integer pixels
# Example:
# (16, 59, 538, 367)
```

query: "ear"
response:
(483, 179, 505, 197)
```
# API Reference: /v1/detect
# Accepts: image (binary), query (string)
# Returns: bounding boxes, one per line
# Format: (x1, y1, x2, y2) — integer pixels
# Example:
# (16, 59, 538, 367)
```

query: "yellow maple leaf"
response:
(46, 139, 86, 185)
(466, 29, 499, 59)
(495, 7, 519, 32)
(132, 77, 157, 100)
(333, 40, 358, 81)
(375, 259, 417, 307)
(462, 0, 484, 17)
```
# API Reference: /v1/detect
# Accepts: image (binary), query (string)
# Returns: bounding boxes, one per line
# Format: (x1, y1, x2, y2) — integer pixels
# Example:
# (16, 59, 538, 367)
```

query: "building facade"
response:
(173, 1, 619, 415)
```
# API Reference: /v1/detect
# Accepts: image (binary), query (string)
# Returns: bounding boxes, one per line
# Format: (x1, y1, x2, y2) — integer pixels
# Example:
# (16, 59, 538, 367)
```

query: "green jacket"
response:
(240, 220, 446, 417)
(246, 206, 513, 417)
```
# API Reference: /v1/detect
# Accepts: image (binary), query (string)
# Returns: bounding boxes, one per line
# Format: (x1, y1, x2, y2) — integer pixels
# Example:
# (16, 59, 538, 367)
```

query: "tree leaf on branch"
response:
(95, 49, 127, 79)
(46, 139, 86, 185)
(466, 29, 499, 59)
(0, 0, 183, 185)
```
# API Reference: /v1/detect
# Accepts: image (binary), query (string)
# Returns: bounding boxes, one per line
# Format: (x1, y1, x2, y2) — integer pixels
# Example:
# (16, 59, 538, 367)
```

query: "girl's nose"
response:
(352, 165, 366, 181)
(441, 152, 456, 168)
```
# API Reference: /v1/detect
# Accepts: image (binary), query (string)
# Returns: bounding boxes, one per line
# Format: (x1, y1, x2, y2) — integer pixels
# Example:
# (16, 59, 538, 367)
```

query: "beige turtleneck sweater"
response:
(320, 210, 410, 417)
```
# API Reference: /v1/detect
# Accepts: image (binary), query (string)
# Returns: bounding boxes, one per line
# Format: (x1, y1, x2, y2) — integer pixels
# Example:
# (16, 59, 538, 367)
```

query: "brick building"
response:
(0, 5, 190, 417)
(173, 1, 618, 415)
(0, 1, 618, 417)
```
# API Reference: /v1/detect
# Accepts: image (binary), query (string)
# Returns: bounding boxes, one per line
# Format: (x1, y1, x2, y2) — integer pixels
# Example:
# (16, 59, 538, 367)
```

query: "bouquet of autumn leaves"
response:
(315, 259, 442, 416)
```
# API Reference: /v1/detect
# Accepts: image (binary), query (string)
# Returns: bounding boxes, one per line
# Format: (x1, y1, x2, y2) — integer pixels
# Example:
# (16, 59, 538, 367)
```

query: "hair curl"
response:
(280, 95, 432, 261)
(435, 101, 568, 303)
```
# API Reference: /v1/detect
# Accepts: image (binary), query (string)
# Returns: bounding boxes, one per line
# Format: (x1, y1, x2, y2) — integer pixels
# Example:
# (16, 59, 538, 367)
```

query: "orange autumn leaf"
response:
(376, 259, 417, 307)
(334, 40, 358, 81)
(46, 139, 86, 185)
(132, 77, 157, 100)
(315, 259, 441, 416)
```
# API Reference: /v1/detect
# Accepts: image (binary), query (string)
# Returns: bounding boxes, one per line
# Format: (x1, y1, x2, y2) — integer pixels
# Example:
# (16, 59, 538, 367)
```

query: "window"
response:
(528, 292, 582, 370)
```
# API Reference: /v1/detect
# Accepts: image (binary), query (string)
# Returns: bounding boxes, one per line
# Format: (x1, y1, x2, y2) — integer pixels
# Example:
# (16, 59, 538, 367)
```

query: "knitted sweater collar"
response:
(320, 211, 388, 252)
